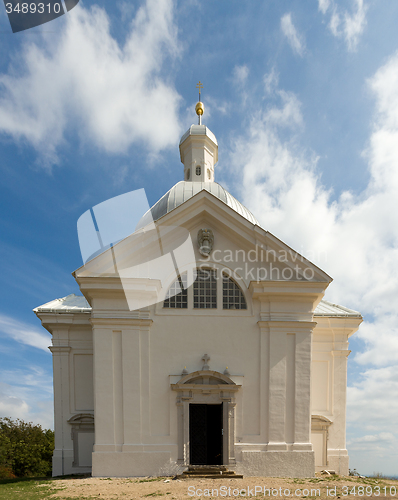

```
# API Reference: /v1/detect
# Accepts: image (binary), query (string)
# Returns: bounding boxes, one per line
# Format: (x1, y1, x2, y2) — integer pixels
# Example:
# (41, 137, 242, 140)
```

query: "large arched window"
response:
(193, 268, 217, 309)
(163, 272, 188, 308)
(222, 273, 247, 310)
(163, 269, 247, 310)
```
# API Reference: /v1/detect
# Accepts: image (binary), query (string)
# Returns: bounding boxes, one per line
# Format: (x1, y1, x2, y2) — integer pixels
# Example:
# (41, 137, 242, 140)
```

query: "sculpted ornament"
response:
(197, 229, 214, 256)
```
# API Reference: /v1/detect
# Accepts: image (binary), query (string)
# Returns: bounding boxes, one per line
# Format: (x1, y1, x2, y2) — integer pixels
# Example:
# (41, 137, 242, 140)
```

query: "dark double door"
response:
(189, 403, 223, 465)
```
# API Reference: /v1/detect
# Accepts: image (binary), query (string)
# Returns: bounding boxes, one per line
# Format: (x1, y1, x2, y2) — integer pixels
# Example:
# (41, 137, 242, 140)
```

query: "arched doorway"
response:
(171, 370, 241, 466)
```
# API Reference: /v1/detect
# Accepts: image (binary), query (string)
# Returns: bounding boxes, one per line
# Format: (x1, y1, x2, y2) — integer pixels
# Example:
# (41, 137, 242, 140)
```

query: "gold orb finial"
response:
(195, 81, 205, 123)
(195, 101, 204, 116)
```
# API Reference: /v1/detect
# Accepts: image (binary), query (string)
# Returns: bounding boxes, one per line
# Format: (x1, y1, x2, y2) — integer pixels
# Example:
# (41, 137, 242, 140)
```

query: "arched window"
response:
(186, 168, 190, 181)
(196, 166, 201, 176)
(194, 268, 217, 309)
(222, 274, 247, 309)
(163, 273, 188, 308)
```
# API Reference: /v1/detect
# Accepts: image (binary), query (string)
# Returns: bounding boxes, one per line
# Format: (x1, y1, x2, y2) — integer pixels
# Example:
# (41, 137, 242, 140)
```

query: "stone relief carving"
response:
(197, 228, 214, 256)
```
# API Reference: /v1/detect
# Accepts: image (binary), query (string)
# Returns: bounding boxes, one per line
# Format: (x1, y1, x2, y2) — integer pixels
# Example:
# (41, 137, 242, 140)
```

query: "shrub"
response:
(0, 464, 16, 479)
(0, 417, 54, 477)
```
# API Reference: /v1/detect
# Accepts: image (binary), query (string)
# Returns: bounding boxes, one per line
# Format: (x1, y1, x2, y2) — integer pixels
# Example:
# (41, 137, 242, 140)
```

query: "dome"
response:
(136, 181, 259, 229)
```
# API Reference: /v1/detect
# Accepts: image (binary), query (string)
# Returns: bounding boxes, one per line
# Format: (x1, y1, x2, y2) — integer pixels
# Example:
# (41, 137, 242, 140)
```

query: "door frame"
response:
(171, 370, 241, 466)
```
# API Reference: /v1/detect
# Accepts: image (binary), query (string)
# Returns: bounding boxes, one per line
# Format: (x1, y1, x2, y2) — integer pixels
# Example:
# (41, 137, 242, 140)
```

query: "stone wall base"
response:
(236, 451, 315, 478)
(327, 450, 349, 476)
(52, 448, 92, 477)
(92, 451, 172, 477)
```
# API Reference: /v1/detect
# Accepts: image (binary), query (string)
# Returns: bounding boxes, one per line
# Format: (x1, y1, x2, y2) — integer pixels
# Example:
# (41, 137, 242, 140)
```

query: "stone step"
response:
(181, 466, 243, 479)
(183, 471, 238, 475)
(183, 470, 222, 474)
(187, 465, 228, 471)
(182, 473, 244, 479)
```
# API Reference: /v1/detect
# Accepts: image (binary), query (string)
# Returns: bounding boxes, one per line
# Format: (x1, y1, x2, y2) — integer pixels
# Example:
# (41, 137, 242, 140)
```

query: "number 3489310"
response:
(5, 3, 62, 14)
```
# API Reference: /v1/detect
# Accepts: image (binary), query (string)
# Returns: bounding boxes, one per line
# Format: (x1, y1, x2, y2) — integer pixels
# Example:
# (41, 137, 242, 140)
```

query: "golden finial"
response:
(195, 81, 204, 124)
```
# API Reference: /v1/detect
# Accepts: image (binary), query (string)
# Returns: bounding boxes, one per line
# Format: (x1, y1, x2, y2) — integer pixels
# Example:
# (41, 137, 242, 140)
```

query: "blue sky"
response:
(1, 0, 398, 476)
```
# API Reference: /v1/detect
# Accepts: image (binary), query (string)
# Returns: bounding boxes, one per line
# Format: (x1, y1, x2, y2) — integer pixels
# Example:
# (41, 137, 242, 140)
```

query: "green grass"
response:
(0, 477, 57, 500)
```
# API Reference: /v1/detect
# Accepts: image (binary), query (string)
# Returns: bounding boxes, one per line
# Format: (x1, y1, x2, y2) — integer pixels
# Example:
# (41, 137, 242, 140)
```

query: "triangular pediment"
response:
(74, 189, 331, 302)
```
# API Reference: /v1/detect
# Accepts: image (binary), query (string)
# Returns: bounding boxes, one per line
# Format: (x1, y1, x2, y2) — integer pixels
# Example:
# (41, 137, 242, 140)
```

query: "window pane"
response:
(193, 269, 217, 309)
(164, 273, 188, 308)
(222, 274, 247, 310)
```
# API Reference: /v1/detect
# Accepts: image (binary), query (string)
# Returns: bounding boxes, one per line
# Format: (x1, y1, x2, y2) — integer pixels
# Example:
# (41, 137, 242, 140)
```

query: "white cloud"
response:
(355, 316, 398, 366)
(263, 68, 279, 95)
(0, 392, 30, 420)
(280, 13, 305, 57)
(229, 52, 398, 472)
(0, 314, 51, 352)
(347, 367, 398, 426)
(318, 0, 331, 15)
(349, 432, 395, 444)
(343, 0, 367, 51)
(0, 370, 54, 429)
(233, 53, 398, 361)
(233, 65, 249, 87)
(0, 0, 181, 168)
(320, 0, 367, 51)
(263, 90, 303, 128)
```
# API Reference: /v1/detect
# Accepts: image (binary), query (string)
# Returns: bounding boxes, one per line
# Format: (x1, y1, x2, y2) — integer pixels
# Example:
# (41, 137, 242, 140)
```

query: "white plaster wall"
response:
(311, 319, 359, 475)
(41, 316, 94, 477)
(70, 203, 342, 478)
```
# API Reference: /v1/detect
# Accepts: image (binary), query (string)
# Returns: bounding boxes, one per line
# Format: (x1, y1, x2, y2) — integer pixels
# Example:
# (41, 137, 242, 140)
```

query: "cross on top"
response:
(196, 81, 203, 100)
(202, 353, 210, 370)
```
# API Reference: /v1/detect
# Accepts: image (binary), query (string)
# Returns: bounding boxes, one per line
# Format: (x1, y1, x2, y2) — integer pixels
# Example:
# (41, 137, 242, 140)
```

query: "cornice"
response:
(49, 345, 71, 354)
(90, 317, 153, 327)
(257, 320, 317, 330)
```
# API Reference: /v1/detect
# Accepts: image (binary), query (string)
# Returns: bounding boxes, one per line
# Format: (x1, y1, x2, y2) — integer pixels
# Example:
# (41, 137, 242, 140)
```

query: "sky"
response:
(0, 0, 397, 477)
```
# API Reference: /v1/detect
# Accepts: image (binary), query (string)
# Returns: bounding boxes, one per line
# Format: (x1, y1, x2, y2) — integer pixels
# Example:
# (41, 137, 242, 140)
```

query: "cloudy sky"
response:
(1, 0, 398, 477)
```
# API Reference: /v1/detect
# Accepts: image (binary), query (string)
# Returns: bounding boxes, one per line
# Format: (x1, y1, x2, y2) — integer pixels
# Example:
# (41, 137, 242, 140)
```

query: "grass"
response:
(0, 477, 57, 500)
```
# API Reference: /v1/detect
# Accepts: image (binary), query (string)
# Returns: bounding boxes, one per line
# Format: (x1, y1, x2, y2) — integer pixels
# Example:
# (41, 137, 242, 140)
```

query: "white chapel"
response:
(34, 95, 362, 478)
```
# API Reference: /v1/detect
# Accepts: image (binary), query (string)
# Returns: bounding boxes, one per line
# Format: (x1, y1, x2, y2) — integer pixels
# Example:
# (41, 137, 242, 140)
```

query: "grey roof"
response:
(314, 299, 362, 317)
(34, 294, 91, 314)
(34, 294, 361, 318)
(179, 125, 218, 146)
(136, 181, 259, 229)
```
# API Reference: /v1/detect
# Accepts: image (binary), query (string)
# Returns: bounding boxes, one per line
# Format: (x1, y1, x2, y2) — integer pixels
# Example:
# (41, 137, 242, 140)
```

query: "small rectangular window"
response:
(193, 268, 217, 309)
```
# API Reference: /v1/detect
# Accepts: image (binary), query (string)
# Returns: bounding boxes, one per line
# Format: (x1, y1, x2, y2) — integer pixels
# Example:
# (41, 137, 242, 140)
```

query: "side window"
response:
(193, 268, 217, 309)
(163, 273, 188, 308)
(222, 274, 247, 310)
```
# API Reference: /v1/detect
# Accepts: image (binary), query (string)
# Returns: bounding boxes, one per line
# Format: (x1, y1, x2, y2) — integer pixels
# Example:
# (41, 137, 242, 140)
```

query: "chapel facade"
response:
(35, 98, 362, 478)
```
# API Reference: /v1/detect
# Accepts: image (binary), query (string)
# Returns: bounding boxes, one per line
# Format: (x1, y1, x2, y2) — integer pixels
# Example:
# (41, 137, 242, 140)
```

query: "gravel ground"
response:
(47, 474, 398, 500)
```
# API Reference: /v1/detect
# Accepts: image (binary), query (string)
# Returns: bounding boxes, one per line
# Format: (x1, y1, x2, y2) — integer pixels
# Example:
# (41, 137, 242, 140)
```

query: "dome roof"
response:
(179, 124, 218, 146)
(136, 181, 259, 229)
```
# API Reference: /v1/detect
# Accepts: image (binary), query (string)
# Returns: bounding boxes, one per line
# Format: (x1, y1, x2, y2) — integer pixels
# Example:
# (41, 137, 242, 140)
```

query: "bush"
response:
(0, 464, 16, 479)
(0, 417, 54, 478)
